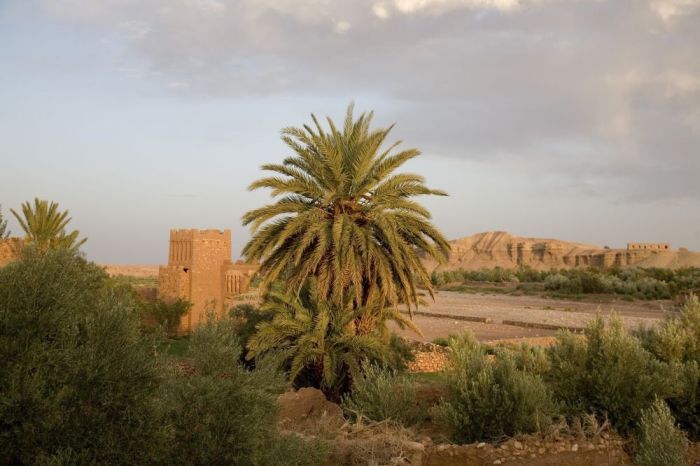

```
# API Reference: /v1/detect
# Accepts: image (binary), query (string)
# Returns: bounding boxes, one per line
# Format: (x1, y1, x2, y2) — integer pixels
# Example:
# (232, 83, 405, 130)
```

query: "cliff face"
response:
(425, 231, 700, 271)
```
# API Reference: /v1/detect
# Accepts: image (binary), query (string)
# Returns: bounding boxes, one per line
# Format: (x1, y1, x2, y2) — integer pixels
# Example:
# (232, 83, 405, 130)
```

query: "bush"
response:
(547, 317, 670, 432)
(0, 248, 165, 465)
(638, 296, 700, 438)
(341, 363, 421, 426)
(635, 399, 688, 466)
(543, 273, 571, 291)
(229, 303, 275, 367)
(432, 336, 450, 347)
(0, 248, 325, 465)
(387, 333, 415, 372)
(433, 333, 556, 443)
(145, 298, 191, 336)
(163, 317, 325, 465)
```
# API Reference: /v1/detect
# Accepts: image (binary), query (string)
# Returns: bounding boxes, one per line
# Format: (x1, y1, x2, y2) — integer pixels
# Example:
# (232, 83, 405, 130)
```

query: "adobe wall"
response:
(188, 229, 231, 329)
(627, 242, 670, 251)
(158, 265, 192, 330)
(0, 238, 23, 267)
(158, 229, 257, 334)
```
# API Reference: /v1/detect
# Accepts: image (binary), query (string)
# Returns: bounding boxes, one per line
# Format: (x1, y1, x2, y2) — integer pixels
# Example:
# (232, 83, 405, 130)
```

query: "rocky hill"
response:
(424, 231, 700, 271)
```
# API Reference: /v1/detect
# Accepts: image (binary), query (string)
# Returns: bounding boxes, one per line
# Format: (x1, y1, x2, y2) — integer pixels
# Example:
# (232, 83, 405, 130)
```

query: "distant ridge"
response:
(423, 231, 700, 271)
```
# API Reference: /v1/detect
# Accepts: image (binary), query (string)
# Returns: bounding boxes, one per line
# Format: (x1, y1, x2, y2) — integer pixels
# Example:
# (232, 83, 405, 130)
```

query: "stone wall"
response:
(407, 342, 450, 373)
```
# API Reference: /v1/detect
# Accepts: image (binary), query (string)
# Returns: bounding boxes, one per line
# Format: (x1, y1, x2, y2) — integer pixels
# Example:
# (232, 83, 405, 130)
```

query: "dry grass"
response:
(285, 411, 421, 466)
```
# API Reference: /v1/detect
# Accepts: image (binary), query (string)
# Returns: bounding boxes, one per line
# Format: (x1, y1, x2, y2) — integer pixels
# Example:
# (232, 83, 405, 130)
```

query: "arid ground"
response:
(391, 290, 669, 343)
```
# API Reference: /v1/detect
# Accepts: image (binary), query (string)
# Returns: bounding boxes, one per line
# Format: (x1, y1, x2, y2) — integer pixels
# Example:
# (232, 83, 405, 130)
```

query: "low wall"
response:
(407, 341, 450, 373)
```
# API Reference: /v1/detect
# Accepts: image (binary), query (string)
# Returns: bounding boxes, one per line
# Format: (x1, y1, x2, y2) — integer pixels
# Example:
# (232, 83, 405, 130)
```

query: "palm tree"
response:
(11, 198, 86, 251)
(246, 283, 402, 400)
(242, 104, 450, 316)
(0, 205, 9, 239)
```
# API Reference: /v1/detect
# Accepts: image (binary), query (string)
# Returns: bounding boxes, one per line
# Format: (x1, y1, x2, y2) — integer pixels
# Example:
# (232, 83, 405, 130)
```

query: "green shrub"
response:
(341, 363, 421, 426)
(229, 303, 275, 367)
(432, 336, 450, 347)
(638, 296, 700, 438)
(145, 298, 191, 336)
(0, 248, 165, 465)
(387, 333, 416, 371)
(433, 332, 556, 443)
(547, 317, 670, 432)
(510, 343, 551, 375)
(635, 399, 688, 466)
(0, 248, 325, 465)
(163, 317, 325, 465)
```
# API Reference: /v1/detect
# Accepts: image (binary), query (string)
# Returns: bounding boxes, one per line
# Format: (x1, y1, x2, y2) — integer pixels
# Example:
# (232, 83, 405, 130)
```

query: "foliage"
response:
(0, 248, 164, 465)
(0, 204, 9, 238)
(229, 303, 276, 360)
(432, 336, 450, 346)
(242, 104, 450, 316)
(162, 317, 325, 466)
(246, 285, 395, 401)
(433, 332, 556, 443)
(546, 317, 671, 432)
(342, 363, 421, 426)
(143, 298, 191, 336)
(10, 198, 87, 251)
(509, 342, 551, 375)
(637, 296, 700, 438)
(0, 248, 326, 465)
(635, 399, 688, 466)
(431, 266, 700, 300)
(386, 333, 415, 371)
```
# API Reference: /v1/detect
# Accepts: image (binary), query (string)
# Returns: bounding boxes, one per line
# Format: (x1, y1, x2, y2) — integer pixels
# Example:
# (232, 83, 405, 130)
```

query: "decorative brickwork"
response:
(158, 229, 257, 334)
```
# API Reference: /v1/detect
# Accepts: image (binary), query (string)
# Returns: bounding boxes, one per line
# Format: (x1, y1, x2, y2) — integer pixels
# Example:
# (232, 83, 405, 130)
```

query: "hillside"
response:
(424, 231, 700, 271)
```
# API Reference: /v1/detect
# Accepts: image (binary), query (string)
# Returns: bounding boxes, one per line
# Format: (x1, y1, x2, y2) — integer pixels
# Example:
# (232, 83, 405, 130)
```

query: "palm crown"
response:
(11, 198, 86, 252)
(242, 104, 450, 313)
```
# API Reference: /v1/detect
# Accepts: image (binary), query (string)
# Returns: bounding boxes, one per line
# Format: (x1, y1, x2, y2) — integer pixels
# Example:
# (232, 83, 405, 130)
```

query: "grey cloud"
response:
(41, 0, 700, 201)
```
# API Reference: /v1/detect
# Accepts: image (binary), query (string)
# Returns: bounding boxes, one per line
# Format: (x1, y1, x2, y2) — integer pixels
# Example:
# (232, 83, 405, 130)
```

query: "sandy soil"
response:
(392, 314, 560, 343)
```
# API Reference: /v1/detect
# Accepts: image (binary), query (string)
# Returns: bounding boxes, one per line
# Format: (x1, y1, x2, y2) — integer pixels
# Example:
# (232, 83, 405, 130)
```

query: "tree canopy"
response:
(11, 198, 86, 251)
(242, 104, 449, 314)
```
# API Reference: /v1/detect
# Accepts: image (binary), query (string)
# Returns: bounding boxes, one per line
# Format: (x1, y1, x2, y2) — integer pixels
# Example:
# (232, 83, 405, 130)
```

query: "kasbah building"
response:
(158, 229, 257, 334)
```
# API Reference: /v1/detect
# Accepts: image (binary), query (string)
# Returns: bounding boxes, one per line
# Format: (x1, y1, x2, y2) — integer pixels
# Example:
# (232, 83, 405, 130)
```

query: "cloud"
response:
(651, 0, 700, 23)
(39, 0, 700, 202)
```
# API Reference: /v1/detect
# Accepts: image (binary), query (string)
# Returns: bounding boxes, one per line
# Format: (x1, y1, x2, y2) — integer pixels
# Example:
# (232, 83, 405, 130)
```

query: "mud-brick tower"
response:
(158, 229, 240, 333)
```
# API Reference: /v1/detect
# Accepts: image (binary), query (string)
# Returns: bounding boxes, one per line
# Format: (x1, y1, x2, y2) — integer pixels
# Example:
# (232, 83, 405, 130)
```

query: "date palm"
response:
(246, 284, 401, 400)
(11, 198, 86, 251)
(242, 104, 450, 315)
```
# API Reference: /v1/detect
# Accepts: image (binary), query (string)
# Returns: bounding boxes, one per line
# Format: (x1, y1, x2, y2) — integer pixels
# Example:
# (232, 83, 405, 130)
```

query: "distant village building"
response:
(0, 238, 22, 267)
(627, 243, 671, 251)
(158, 229, 257, 333)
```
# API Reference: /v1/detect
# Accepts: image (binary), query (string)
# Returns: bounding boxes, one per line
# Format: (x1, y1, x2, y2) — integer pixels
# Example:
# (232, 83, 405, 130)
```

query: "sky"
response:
(1, 0, 699, 263)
